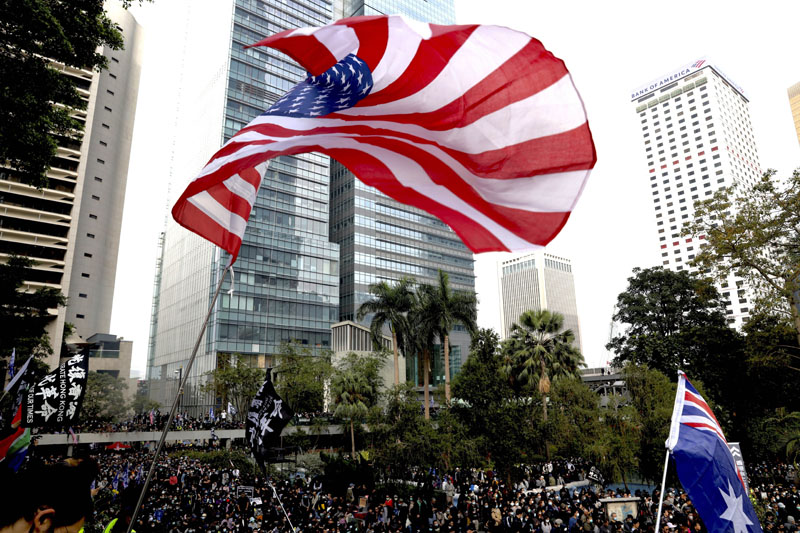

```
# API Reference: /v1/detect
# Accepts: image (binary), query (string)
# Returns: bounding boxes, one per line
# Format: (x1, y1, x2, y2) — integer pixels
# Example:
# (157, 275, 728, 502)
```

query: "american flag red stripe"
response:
(173, 15, 596, 260)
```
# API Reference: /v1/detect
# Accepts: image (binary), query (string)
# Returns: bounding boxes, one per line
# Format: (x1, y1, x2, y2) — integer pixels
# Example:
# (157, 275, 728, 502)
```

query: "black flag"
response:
(22, 354, 89, 428)
(246, 370, 293, 463)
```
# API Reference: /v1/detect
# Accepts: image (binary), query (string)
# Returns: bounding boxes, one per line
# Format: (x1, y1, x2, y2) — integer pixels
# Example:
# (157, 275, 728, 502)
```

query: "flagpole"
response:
(653, 450, 671, 533)
(266, 476, 296, 532)
(125, 262, 231, 533)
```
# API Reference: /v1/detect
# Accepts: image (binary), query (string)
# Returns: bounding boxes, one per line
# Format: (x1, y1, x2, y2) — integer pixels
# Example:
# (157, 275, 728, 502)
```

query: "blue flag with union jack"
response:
(667, 372, 762, 533)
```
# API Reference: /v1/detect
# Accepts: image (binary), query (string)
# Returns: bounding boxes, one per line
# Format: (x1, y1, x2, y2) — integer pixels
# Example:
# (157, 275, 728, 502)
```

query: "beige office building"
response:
(789, 82, 800, 146)
(87, 333, 138, 403)
(498, 252, 582, 352)
(0, 6, 142, 368)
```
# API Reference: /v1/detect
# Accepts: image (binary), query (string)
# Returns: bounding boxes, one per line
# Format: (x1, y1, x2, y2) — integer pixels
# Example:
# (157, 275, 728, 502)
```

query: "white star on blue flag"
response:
(264, 53, 373, 118)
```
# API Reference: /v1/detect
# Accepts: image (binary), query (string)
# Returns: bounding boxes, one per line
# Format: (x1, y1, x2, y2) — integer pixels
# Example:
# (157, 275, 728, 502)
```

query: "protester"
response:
(0, 458, 98, 533)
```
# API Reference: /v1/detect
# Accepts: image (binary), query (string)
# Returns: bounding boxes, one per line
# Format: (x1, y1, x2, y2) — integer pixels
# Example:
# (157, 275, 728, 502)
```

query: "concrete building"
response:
(330, 320, 397, 392)
(86, 333, 137, 403)
(789, 81, 800, 147)
(498, 252, 582, 352)
(147, 0, 339, 413)
(0, 5, 142, 368)
(631, 58, 762, 327)
(65, 7, 143, 340)
(329, 0, 474, 388)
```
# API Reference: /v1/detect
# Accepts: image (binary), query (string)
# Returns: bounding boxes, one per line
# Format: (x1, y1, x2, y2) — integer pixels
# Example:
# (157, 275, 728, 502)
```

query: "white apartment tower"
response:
(499, 251, 582, 352)
(631, 58, 761, 327)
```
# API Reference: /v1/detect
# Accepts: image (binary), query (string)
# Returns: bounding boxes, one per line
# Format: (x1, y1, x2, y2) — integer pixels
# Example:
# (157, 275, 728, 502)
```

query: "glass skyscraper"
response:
(329, 0, 476, 387)
(147, 0, 338, 412)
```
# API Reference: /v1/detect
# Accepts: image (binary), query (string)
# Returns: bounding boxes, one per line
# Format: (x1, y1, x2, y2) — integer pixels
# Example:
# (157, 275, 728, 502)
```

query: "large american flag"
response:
(666, 372, 762, 533)
(172, 15, 596, 261)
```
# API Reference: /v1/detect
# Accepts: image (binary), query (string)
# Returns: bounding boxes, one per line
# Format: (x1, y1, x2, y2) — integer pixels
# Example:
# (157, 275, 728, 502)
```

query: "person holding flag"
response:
(658, 372, 762, 533)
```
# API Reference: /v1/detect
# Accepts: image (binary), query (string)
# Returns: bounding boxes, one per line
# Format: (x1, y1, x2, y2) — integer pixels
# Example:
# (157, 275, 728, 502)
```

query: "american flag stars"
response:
(265, 53, 373, 118)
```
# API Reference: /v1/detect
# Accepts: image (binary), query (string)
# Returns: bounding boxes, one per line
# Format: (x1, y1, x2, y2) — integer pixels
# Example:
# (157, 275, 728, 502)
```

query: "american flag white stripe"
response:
(341, 25, 530, 115)
(187, 191, 248, 240)
(365, 17, 423, 94)
(238, 75, 586, 156)
(218, 129, 587, 213)
(173, 15, 596, 259)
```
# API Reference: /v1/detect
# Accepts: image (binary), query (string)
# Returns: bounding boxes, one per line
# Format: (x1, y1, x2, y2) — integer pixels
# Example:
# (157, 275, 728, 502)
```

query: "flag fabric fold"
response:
(667, 372, 762, 533)
(172, 15, 596, 262)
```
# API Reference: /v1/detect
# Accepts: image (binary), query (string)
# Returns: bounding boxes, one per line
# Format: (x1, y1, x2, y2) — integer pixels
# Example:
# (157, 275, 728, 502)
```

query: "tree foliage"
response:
(451, 328, 543, 474)
(406, 286, 440, 420)
(357, 277, 415, 386)
(334, 351, 387, 409)
(0, 256, 66, 361)
(274, 342, 332, 414)
(200, 354, 265, 422)
(422, 270, 477, 404)
(501, 309, 584, 428)
(82, 371, 128, 422)
(622, 364, 675, 484)
(607, 267, 741, 380)
(331, 366, 372, 457)
(0, 0, 133, 187)
(683, 169, 800, 341)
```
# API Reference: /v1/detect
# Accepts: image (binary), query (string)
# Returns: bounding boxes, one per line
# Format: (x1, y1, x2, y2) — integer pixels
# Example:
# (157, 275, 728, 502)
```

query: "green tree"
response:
(451, 329, 511, 435)
(82, 371, 128, 422)
(595, 396, 640, 489)
(623, 364, 675, 484)
(684, 169, 800, 343)
(501, 310, 584, 428)
(0, 0, 150, 187)
(334, 351, 387, 408)
(357, 277, 415, 386)
(547, 378, 605, 460)
(451, 329, 542, 474)
(368, 383, 440, 477)
(130, 390, 160, 414)
(200, 354, 265, 422)
(274, 342, 332, 414)
(426, 270, 477, 404)
(407, 286, 440, 420)
(0, 256, 66, 363)
(607, 267, 741, 382)
(331, 367, 372, 457)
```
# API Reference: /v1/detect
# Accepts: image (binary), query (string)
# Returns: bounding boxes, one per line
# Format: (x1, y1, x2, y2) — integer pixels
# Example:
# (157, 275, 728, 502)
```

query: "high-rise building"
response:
(65, 7, 143, 340)
(0, 5, 142, 368)
(498, 252, 582, 352)
(329, 0, 475, 388)
(789, 81, 800, 147)
(147, 0, 339, 412)
(631, 58, 762, 327)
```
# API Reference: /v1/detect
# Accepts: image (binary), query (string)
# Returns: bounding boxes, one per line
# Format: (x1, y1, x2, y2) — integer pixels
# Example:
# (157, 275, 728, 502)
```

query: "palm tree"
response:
(502, 309, 584, 457)
(331, 368, 372, 457)
(407, 287, 439, 420)
(357, 277, 415, 386)
(427, 270, 477, 404)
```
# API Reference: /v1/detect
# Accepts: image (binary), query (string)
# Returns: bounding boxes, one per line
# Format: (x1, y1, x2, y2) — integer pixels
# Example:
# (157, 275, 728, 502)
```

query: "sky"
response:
(112, 0, 800, 376)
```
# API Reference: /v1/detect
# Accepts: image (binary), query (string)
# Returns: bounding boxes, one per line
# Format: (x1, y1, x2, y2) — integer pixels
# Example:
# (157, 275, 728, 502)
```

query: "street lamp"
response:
(174, 367, 183, 413)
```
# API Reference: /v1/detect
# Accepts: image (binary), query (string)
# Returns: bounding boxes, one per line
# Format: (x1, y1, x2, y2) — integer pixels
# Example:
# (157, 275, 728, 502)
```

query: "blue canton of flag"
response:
(667, 372, 762, 533)
(264, 53, 372, 118)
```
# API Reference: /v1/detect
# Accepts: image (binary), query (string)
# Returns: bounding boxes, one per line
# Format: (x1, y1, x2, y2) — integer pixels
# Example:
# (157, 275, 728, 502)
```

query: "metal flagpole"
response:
(267, 479, 296, 532)
(126, 263, 231, 533)
(653, 450, 671, 533)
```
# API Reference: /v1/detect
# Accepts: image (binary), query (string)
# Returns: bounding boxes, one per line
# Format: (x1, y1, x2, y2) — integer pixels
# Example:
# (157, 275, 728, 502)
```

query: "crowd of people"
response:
(47, 411, 340, 434)
(9, 448, 793, 533)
